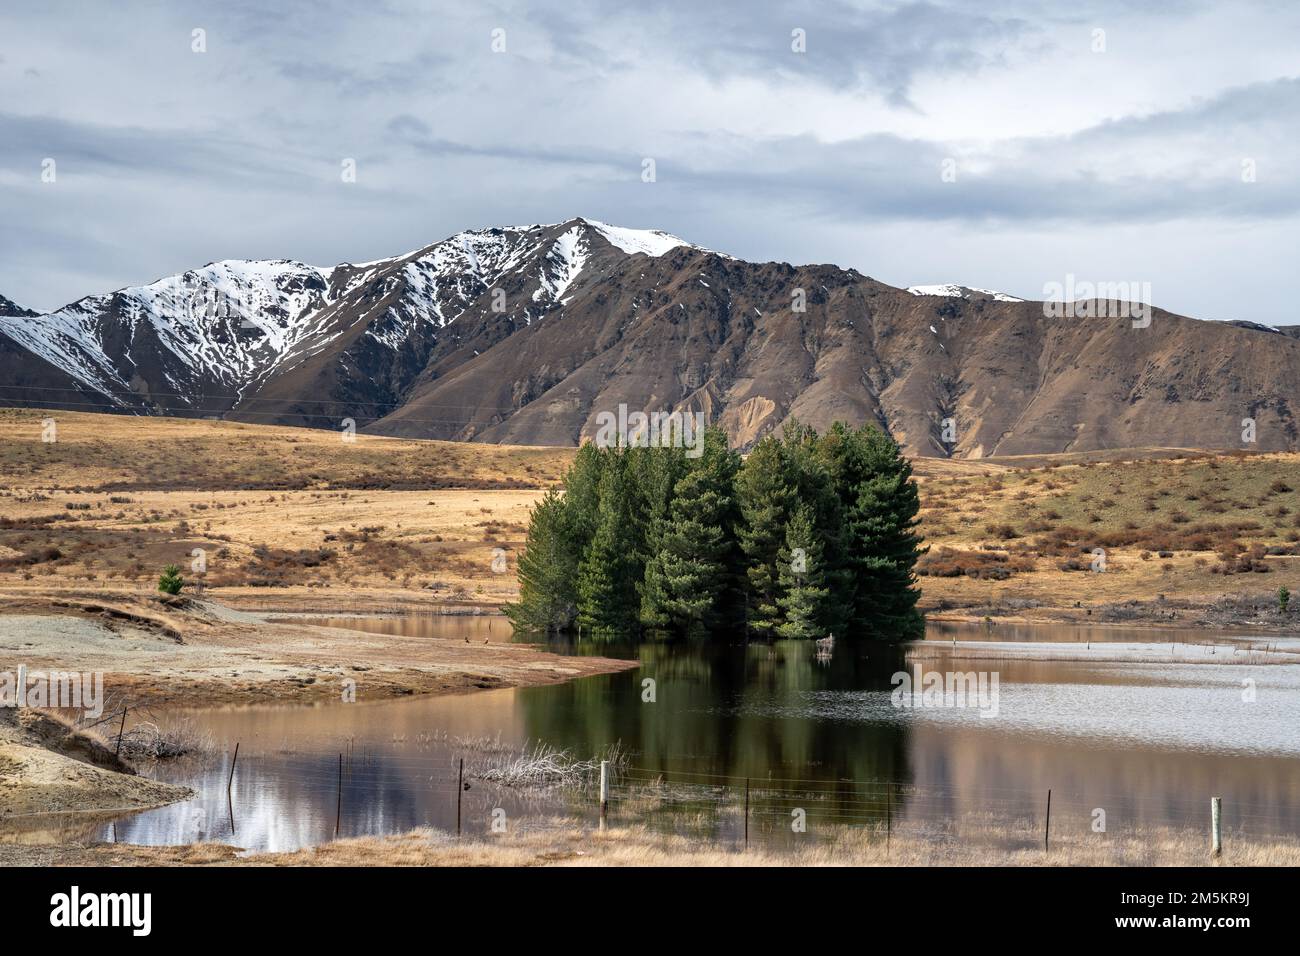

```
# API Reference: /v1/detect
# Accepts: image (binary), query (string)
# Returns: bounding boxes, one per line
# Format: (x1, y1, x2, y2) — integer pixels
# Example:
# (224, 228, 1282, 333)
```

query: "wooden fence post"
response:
(1044, 789, 1052, 854)
(114, 704, 128, 758)
(1211, 797, 1222, 857)
(334, 753, 342, 838)
(227, 742, 239, 793)
(886, 784, 892, 856)
(599, 759, 609, 830)
(457, 757, 464, 836)
(744, 778, 750, 849)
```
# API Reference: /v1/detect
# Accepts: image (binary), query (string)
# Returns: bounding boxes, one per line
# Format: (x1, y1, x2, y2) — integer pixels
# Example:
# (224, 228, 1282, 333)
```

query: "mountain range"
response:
(3, 217, 1299, 457)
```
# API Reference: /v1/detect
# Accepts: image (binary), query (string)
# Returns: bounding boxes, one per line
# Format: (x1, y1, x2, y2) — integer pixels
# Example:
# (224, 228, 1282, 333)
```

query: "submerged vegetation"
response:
(505, 421, 926, 642)
(474, 742, 628, 789)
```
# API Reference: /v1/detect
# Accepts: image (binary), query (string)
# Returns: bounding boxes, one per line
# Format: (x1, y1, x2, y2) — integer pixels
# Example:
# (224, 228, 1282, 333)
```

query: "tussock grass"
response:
(226, 822, 1300, 867)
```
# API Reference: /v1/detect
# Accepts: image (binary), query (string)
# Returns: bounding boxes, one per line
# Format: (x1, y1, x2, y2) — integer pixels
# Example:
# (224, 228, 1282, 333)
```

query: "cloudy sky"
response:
(3, 0, 1298, 323)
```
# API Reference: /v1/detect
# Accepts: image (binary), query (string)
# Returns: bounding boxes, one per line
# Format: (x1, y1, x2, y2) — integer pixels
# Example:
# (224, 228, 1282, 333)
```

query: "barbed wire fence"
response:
(187, 744, 1299, 859)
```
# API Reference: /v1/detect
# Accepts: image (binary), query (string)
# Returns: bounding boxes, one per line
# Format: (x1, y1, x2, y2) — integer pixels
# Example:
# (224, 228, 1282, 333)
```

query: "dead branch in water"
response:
(472, 742, 627, 790)
(113, 717, 215, 761)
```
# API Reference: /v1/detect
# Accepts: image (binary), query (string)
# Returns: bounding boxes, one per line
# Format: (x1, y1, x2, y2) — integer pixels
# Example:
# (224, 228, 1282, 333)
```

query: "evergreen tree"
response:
(504, 490, 579, 634)
(158, 564, 185, 595)
(845, 428, 926, 638)
(634, 442, 688, 630)
(779, 420, 849, 632)
(735, 436, 792, 636)
(507, 419, 927, 643)
(640, 428, 741, 636)
(775, 505, 830, 639)
(562, 441, 609, 554)
(576, 459, 641, 636)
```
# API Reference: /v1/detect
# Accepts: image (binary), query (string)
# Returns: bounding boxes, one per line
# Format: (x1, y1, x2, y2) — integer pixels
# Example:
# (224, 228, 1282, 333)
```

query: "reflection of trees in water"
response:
(517, 639, 913, 824)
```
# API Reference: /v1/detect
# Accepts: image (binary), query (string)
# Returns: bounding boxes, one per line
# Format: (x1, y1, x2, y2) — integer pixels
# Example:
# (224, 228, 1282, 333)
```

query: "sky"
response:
(2, 0, 1299, 323)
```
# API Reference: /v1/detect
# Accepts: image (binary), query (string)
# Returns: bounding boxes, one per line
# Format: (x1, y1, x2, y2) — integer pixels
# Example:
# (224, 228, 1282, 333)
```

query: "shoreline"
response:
(0, 588, 638, 710)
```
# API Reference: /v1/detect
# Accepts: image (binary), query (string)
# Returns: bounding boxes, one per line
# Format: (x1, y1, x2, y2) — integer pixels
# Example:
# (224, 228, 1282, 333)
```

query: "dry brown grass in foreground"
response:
(9, 822, 1299, 867)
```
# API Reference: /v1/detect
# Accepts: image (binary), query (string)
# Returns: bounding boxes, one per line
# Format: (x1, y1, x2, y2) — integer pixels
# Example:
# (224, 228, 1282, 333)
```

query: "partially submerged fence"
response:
(193, 743, 1291, 860)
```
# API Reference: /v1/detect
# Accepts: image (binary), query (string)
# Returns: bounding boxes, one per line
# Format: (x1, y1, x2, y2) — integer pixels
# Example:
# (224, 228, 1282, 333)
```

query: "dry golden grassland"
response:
(0, 409, 635, 711)
(0, 408, 1296, 625)
(7, 821, 1297, 868)
(0, 408, 567, 607)
(914, 449, 1300, 626)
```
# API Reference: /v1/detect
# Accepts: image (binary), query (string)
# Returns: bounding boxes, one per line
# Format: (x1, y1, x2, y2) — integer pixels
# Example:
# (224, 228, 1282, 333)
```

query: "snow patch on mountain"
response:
(908, 284, 1024, 303)
(583, 219, 687, 257)
(0, 304, 124, 396)
(534, 226, 590, 304)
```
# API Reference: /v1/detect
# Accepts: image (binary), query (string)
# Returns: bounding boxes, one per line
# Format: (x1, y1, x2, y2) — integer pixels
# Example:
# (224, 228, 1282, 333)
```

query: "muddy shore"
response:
(0, 588, 637, 709)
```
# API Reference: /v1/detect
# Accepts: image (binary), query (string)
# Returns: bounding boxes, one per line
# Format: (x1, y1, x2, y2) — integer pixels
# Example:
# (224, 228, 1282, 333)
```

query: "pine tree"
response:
(775, 505, 829, 639)
(562, 442, 608, 552)
(507, 418, 926, 643)
(503, 490, 579, 634)
(640, 428, 741, 636)
(735, 436, 792, 636)
(846, 428, 926, 638)
(158, 564, 184, 595)
(635, 443, 688, 630)
(778, 420, 849, 632)
(576, 459, 641, 637)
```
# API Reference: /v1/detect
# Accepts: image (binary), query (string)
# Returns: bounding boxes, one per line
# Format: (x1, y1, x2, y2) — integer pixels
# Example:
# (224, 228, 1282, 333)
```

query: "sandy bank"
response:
(0, 709, 192, 820)
(0, 588, 637, 709)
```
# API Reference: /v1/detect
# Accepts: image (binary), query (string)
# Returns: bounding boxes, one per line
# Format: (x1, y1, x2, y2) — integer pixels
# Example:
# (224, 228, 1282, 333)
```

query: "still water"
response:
(35, 619, 1300, 852)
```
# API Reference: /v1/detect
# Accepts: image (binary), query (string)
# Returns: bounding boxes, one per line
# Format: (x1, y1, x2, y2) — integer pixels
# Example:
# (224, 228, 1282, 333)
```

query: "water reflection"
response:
(6, 620, 1298, 853)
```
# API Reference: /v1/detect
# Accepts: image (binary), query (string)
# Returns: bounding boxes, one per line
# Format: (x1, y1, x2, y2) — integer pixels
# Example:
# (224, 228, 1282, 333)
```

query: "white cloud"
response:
(1, 0, 1298, 325)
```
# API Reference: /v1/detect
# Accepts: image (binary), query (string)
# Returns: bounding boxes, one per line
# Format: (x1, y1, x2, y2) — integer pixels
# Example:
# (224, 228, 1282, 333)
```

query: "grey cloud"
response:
(1, 0, 1298, 326)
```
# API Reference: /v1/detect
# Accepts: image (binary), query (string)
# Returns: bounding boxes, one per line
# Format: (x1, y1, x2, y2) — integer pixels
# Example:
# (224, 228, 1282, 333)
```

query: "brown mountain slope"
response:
(362, 239, 1300, 456)
(3, 222, 1298, 456)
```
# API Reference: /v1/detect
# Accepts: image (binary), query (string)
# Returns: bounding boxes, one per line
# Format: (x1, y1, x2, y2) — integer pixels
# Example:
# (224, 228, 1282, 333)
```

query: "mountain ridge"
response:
(3, 217, 1298, 457)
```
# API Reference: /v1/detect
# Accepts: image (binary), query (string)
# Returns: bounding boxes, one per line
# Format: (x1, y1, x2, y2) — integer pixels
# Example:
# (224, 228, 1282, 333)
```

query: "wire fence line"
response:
(209, 746, 1298, 851)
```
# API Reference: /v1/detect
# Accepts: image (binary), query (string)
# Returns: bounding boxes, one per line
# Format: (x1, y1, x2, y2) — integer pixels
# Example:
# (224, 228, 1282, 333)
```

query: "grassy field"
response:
(1, 408, 1297, 625)
(0, 408, 562, 605)
(914, 449, 1300, 626)
(7, 821, 1297, 867)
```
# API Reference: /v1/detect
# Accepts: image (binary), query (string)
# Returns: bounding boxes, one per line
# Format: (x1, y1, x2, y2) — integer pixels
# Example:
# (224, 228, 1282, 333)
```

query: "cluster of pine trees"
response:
(504, 421, 925, 642)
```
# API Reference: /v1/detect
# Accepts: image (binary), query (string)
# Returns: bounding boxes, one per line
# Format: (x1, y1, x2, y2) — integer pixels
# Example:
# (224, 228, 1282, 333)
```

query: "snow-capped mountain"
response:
(0, 293, 36, 318)
(907, 284, 1025, 303)
(0, 218, 697, 421)
(4, 217, 1300, 456)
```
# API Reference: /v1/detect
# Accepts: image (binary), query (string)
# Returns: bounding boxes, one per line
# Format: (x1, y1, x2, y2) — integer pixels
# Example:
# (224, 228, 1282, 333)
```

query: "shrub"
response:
(158, 564, 184, 594)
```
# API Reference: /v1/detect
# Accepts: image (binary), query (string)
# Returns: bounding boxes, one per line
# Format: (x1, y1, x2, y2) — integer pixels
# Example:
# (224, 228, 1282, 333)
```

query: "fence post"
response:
(744, 778, 750, 849)
(457, 757, 464, 836)
(227, 742, 239, 793)
(599, 759, 609, 830)
(114, 704, 128, 758)
(1211, 797, 1222, 857)
(886, 784, 892, 856)
(1044, 789, 1052, 854)
(334, 753, 343, 838)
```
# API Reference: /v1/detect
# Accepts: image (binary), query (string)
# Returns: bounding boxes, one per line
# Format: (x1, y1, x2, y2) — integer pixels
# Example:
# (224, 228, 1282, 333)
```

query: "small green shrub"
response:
(158, 564, 184, 595)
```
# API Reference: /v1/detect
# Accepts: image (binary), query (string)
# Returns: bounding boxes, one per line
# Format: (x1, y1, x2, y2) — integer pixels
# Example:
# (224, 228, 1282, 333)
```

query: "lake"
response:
(28, 618, 1300, 853)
